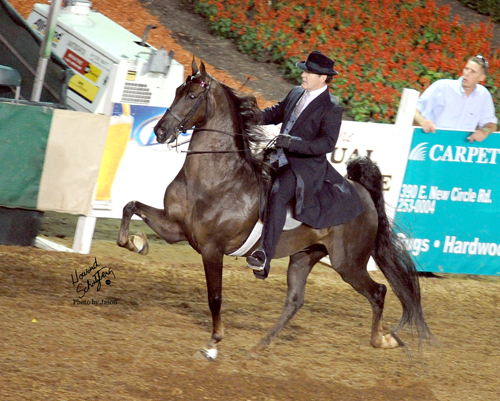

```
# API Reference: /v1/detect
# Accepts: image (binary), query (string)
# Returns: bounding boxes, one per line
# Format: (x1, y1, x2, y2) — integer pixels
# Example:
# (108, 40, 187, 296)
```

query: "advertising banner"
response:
(91, 103, 190, 219)
(329, 120, 415, 219)
(394, 128, 500, 276)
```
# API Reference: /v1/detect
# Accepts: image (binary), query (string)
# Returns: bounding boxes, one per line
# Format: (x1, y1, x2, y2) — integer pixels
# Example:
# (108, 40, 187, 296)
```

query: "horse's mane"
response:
(218, 81, 273, 180)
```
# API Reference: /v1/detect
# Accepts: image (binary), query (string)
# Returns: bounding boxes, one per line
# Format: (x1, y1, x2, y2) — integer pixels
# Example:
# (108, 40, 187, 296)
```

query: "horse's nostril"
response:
(153, 126, 165, 144)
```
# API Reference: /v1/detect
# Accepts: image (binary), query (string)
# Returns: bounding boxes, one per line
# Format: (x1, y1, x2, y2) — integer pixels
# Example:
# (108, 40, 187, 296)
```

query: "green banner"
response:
(0, 102, 52, 209)
(394, 128, 500, 276)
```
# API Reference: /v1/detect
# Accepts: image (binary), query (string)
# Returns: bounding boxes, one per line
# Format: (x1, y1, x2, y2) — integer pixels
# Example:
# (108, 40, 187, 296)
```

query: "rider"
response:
(247, 50, 365, 279)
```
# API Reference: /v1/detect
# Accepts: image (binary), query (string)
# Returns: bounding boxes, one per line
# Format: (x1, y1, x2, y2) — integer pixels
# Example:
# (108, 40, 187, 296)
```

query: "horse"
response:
(117, 58, 432, 360)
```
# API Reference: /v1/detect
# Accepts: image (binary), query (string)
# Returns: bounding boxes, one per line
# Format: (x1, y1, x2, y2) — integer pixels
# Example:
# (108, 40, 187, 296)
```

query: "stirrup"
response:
(246, 249, 266, 272)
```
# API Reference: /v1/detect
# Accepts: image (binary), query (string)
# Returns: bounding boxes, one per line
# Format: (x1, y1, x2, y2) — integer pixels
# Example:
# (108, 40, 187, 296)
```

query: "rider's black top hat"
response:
(296, 51, 338, 76)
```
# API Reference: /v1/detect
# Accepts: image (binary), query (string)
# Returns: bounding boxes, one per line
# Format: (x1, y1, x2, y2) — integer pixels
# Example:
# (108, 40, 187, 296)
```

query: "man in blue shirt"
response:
(414, 55, 498, 143)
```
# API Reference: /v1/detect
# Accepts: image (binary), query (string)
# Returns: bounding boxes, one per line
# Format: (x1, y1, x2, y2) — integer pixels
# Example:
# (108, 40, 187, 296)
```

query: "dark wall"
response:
(0, 0, 73, 105)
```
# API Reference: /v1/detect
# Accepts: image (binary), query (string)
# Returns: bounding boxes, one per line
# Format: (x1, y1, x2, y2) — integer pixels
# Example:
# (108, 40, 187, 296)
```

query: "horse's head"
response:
(154, 58, 215, 144)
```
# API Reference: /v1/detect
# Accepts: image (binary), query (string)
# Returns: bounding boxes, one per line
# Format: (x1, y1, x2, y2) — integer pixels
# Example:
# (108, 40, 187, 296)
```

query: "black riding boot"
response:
(247, 167, 295, 279)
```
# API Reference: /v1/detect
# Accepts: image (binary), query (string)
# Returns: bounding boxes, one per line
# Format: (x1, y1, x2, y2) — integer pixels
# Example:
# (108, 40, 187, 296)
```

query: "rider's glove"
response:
(275, 134, 293, 149)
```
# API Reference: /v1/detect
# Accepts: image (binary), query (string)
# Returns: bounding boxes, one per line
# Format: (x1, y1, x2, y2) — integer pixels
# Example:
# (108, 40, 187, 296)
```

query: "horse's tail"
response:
(346, 156, 432, 343)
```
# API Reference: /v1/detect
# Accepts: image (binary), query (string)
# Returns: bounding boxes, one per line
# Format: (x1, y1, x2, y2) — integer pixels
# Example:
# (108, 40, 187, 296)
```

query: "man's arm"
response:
(261, 87, 300, 125)
(414, 109, 437, 133)
(467, 122, 498, 143)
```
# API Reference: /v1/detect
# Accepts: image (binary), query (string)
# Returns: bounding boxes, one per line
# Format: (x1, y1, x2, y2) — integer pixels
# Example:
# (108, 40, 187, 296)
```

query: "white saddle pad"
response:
(229, 208, 301, 257)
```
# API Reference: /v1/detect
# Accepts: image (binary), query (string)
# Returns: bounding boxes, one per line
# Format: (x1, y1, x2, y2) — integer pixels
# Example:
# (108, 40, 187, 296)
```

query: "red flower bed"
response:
(195, 0, 499, 123)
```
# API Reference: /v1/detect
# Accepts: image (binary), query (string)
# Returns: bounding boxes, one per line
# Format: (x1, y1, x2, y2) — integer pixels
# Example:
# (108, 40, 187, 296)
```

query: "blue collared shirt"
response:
(416, 77, 497, 131)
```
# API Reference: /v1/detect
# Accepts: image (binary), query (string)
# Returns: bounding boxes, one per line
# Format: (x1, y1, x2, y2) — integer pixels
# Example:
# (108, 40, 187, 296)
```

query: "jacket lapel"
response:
(283, 88, 305, 127)
(291, 89, 329, 132)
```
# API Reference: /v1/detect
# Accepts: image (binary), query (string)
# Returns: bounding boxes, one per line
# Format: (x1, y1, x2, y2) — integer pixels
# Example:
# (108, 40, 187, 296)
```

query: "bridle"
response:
(169, 75, 251, 135)
(165, 75, 242, 154)
(168, 76, 212, 135)
(165, 74, 273, 155)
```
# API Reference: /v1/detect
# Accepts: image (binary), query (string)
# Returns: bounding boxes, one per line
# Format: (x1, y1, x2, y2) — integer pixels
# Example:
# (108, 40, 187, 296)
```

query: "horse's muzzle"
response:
(154, 125, 168, 144)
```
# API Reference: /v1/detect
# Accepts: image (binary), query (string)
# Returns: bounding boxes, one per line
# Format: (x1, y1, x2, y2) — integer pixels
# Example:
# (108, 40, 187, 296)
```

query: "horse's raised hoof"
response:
(117, 232, 149, 255)
(131, 232, 149, 255)
(198, 348, 218, 361)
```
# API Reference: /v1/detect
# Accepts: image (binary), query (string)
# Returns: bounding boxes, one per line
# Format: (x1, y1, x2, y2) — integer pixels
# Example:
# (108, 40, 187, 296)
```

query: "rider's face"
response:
(301, 71, 327, 92)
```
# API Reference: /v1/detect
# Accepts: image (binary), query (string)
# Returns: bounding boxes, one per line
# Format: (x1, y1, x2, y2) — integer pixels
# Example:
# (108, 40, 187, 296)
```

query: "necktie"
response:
(283, 91, 309, 137)
(274, 91, 310, 167)
(294, 91, 309, 116)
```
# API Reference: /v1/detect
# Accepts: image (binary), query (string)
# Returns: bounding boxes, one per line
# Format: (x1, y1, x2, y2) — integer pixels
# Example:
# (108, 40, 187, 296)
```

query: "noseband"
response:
(169, 76, 211, 134)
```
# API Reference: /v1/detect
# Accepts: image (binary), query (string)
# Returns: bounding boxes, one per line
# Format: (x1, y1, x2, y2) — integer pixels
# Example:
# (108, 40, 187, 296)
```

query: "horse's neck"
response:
(180, 106, 259, 196)
(189, 100, 241, 153)
(171, 93, 261, 226)
(183, 105, 233, 151)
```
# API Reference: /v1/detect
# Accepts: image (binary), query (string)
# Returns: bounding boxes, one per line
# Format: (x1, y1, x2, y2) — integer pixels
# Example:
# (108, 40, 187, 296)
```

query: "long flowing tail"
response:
(347, 156, 432, 343)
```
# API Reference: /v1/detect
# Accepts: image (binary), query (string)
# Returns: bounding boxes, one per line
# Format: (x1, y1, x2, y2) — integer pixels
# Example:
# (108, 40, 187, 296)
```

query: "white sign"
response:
(330, 120, 414, 219)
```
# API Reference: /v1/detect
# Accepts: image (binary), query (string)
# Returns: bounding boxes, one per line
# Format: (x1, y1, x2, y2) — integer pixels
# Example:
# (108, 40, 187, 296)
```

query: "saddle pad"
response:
(229, 209, 301, 257)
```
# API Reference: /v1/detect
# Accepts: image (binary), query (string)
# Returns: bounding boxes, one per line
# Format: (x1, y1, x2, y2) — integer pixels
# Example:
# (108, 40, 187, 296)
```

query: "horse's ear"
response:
(200, 61, 207, 78)
(191, 56, 198, 76)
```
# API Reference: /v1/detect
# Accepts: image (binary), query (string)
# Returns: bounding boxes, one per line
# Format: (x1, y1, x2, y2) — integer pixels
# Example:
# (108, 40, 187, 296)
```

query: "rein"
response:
(185, 150, 249, 154)
(173, 128, 253, 155)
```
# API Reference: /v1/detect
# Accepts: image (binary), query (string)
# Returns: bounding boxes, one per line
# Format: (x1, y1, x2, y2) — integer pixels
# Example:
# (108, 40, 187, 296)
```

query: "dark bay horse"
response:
(118, 59, 431, 360)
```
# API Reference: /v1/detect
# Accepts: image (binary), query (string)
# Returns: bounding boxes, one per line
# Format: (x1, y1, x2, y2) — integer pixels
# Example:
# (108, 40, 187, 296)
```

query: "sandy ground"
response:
(2, 2, 500, 400)
(1, 212, 499, 400)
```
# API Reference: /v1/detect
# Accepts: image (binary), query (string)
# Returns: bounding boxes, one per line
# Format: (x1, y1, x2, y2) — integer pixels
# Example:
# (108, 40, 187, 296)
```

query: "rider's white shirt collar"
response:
(303, 85, 328, 108)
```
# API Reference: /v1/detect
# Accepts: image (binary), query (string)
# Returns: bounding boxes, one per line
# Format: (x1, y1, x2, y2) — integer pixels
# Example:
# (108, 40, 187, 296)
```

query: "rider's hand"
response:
(274, 134, 293, 149)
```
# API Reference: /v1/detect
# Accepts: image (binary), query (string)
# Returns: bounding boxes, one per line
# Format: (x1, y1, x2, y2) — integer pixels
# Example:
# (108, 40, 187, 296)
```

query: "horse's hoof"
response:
(248, 343, 267, 359)
(130, 232, 149, 255)
(247, 349, 260, 359)
(199, 348, 218, 361)
(380, 333, 403, 349)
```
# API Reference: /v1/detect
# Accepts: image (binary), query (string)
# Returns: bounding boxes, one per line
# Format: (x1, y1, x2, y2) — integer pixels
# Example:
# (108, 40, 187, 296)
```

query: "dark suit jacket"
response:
(262, 86, 364, 228)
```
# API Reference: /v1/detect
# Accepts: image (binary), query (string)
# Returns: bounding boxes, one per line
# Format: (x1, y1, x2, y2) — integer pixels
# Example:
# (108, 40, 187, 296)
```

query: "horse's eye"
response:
(189, 94, 196, 99)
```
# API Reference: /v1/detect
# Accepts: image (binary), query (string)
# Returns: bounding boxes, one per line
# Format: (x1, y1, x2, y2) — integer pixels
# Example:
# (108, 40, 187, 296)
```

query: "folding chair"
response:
(0, 65, 21, 102)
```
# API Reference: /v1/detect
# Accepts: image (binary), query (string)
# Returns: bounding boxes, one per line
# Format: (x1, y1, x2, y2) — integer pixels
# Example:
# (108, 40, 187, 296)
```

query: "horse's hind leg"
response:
(251, 245, 327, 355)
(117, 200, 186, 253)
(333, 261, 401, 349)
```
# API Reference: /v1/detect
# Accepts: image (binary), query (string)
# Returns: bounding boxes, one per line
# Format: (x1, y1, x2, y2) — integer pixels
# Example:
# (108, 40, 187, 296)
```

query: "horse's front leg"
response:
(198, 245, 225, 361)
(117, 200, 186, 253)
